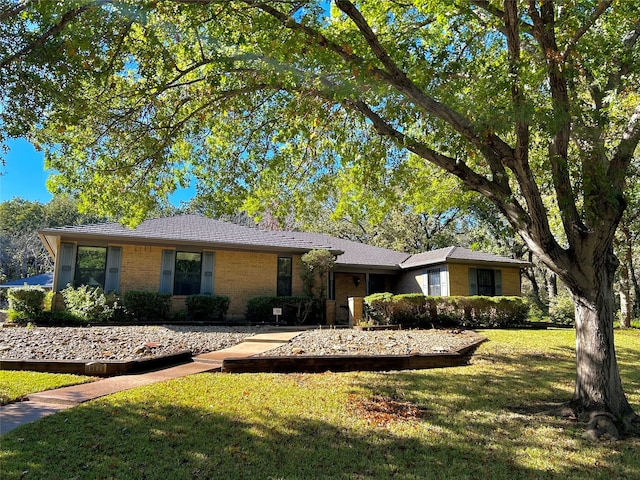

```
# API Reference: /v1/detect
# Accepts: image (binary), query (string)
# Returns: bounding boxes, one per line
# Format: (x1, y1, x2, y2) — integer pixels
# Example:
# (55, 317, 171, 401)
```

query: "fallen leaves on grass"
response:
(349, 394, 427, 427)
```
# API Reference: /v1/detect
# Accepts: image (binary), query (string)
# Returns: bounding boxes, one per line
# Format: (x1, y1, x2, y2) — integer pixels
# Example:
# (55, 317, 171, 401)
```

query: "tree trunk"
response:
(568, 254, 639, 438)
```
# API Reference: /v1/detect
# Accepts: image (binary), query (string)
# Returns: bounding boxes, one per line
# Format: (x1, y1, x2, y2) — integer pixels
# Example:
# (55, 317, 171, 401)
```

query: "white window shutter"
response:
(159, 250, 175, 294)
(104, 246, 122, 293)
(200, 252, 215, 295)
(57, 243, 76, 290)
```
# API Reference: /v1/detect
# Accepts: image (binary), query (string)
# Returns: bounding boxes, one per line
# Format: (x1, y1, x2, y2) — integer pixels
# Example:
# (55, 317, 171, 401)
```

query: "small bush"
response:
(7, 287, 46, 321)
(185, 295, 230, 322)
(61, 285, 122, 323)
(364, 293, 394, 325)
(246, 296, 322, 325)
(124, 291, 172, 322)
(549, 294, 575, 325)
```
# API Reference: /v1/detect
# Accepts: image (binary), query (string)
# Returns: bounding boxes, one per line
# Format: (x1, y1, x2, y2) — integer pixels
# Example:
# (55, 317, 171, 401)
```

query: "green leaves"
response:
(1, 1, 639, 262)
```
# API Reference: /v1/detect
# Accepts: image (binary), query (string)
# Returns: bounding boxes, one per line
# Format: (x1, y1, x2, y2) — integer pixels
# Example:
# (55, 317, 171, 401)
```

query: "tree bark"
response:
(569, 251, 639, 436)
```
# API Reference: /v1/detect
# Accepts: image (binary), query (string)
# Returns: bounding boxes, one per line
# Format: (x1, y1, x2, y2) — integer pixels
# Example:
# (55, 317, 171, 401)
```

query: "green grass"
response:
(1, 329, 639, 479)
(0, 371, 96, 405)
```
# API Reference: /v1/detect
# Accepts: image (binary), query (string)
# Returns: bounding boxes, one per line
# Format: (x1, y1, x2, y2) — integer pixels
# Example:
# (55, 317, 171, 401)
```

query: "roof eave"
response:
(38, 230, 343, 256)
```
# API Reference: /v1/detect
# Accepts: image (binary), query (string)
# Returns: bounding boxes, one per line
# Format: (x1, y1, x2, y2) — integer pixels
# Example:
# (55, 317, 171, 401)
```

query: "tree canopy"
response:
(2, 0, 640, 435)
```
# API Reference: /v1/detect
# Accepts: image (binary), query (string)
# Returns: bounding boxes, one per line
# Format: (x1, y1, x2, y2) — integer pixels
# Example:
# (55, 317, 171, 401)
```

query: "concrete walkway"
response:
(0, 329, 302, 435)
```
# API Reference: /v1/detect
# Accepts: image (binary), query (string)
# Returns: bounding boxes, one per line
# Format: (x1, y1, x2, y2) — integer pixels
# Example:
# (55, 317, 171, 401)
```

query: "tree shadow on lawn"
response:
(0, 396, 614, 480)
(2, 367, 639, 480)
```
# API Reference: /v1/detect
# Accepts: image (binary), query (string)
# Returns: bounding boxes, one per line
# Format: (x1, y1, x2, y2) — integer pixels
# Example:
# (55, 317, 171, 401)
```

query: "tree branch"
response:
(561, 0, 612, 62)
(527, 0, 584, 240)
(609, 103, 640, 191)
(0, 1, 108, 71)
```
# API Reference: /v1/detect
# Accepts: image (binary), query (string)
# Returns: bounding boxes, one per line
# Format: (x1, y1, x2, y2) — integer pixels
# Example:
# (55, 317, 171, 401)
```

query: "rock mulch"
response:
(0, 325, 482, 362)
(0, 325, 263, 361)
(259, 328, 482, 357)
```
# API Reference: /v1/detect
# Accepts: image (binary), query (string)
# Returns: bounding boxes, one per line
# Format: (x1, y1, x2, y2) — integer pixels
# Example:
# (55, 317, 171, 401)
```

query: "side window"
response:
(174, 252, 202, 295)
(75, 246, 107, 288)
(277, 257, 292, 296)
(427, 269, 442, 296)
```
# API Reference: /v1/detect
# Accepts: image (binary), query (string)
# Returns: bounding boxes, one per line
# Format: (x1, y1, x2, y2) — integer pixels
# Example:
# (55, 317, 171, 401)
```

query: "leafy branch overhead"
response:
(2, 1, 640, 431)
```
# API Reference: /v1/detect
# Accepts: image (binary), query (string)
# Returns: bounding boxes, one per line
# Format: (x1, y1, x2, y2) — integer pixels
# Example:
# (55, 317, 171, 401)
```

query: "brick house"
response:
(39, 215, 530, 322)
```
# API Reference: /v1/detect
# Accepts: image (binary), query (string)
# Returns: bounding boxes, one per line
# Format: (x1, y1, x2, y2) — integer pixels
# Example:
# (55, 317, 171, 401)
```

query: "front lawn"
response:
(1, 329, 639, 479)
(0, 371, 96, 406)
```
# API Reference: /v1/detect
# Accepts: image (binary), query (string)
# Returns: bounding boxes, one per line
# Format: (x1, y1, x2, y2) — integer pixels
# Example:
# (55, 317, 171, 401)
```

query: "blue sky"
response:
(1, 138, 195, 205)
(1, 138, 52, 203)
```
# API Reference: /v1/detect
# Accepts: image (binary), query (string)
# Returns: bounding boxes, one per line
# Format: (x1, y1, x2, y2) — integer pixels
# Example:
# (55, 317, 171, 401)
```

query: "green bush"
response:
(549, 294, 575, 325)
(363, 293, 530, 328)
(185, 295, 230, 322)
(61, 285, 123, 323)
(363, 292, 394, 325)
(124, 291, 172, 322)
(7, 287, 46, 321)
(246, 296, 322, 325)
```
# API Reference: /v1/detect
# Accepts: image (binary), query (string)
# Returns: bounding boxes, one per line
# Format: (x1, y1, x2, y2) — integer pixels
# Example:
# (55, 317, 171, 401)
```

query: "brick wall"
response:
(448, 263, 470, 296)
(214, 250, 303, 319)
(449, 263, 522, 296)
(116, 245, 302, 319)
(119, 244, 163, 293)
(397, 263, 523, 297)
(500, 267, 522, 296)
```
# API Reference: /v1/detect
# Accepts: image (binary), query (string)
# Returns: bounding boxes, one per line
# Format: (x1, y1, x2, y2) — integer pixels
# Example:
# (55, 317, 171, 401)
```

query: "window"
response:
(469, 268, 502, 296)
(160, 250, 215, 295)
(75, 246, 107, 288)
(427, 269, 442, 296)
(368, 274, 387, 295)
(477, 269, 495, 296)
(174, 252, 202, 295)
(58, 244, 121, 292)
(277, 257, 292, 296)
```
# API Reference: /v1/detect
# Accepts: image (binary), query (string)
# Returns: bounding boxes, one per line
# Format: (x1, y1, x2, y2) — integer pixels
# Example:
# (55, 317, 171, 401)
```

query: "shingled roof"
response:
(39, 215, 338, 255)
(400, 246, 530, 269)
(285, 231, 410, 269)
(39, 215, 529, 270)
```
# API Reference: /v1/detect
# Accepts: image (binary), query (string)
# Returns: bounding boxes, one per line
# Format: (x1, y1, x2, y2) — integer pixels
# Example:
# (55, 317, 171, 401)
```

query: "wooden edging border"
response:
(0, 350, 192, 377)
(221, 337, 487, 374)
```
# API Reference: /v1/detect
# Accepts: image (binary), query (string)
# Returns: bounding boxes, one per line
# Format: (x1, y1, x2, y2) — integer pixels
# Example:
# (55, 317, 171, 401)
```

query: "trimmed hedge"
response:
(364, 293, 530, 328)
(246, 296, 322, 325)
(124, 291, 172, 322)
(185, 294, 230, 322)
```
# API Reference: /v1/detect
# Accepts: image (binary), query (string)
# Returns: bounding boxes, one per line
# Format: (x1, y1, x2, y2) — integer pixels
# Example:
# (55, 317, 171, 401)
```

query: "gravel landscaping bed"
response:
(0, 325, 263, 361)
(258, 328, 483, 357)
(0, 325, 483, 362)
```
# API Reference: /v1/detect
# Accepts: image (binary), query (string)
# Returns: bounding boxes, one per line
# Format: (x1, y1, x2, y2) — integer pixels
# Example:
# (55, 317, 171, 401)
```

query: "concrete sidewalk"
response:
(0, 329, 302, 435)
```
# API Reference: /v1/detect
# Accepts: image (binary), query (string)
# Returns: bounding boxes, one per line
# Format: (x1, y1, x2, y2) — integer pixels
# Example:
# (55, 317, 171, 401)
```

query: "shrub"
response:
(390, 294, 433, 328)
(7, 287, 46, 321)
(61, 285, 122, 323)
(246, 296, 322, 325)
(363, 292, 530, 328)
(185, 295, 230, 322)
(364, 292, 394, 325)
(549, 294, 575, 325)
(124, 291, 172, 322)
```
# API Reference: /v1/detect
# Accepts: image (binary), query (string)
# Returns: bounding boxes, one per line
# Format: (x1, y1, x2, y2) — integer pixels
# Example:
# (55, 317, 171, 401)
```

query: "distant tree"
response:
(0, 197, 105, 282)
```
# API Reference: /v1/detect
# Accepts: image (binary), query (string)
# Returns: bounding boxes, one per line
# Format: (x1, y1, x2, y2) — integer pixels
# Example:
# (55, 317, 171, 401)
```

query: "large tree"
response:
(2, 1, 640, 436)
